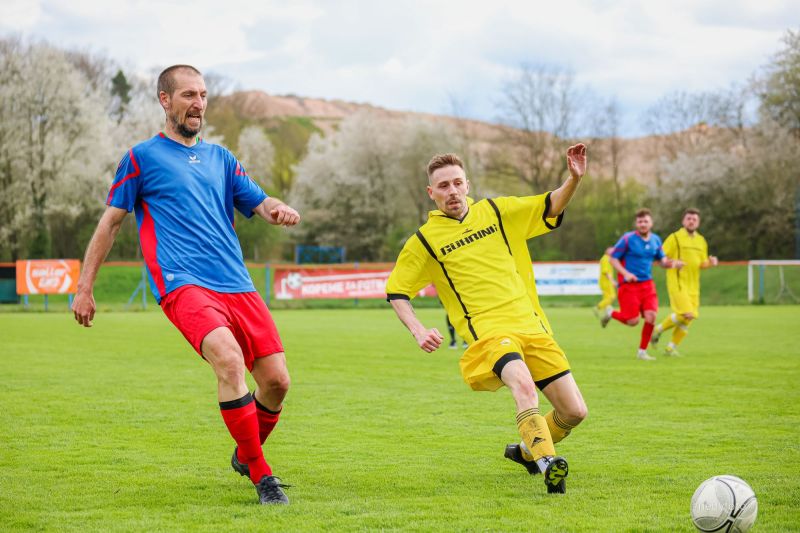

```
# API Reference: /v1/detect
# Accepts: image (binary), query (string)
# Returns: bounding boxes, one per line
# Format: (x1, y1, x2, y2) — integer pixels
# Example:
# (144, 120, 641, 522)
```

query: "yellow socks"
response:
(545, 409, 575, 444)
(658, 313, 679, 334)
(516, 407, 555, 461)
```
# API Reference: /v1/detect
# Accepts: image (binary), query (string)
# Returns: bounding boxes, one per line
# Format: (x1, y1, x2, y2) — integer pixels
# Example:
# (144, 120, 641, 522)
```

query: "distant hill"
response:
(211, 90, 663, 185)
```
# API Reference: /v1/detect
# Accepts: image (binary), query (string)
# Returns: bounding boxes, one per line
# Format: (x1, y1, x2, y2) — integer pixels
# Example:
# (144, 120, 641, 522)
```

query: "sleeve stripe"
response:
(542, 191, 565, 230)
(106, 149, 141, 205)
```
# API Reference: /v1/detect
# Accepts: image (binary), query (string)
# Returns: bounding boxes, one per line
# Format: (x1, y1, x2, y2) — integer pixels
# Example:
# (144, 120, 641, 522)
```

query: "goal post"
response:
(748, 260, 800, 303)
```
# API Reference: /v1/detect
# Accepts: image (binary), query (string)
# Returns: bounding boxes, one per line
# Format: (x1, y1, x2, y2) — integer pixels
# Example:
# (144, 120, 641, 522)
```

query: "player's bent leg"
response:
(251, 352, 290, 411)
(539, 373, 588, 444)
(499, 359, 567, 492)
(202, 328, 276, 498)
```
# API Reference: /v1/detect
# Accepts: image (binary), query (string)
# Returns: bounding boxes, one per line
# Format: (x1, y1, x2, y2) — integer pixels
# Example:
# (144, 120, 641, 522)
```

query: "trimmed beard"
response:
(170, 112, 201, 139)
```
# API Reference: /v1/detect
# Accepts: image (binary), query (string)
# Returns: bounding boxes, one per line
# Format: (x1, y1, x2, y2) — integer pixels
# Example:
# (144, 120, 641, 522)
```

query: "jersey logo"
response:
(188, 154, 201, 164)
(500, 338, 511, 346)
(440, 223, 498, 256)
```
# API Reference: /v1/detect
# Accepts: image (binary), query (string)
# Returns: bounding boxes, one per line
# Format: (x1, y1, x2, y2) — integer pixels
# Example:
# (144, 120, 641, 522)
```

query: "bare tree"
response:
(493, 64, 578, 193)
(757, 29, 800, 137)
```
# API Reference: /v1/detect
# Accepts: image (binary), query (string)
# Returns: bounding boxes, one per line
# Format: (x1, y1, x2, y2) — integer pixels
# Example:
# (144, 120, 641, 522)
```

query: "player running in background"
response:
(650, 208, 718, 355)
(594, 247, 617, 317)
(600, 209, 682, 360)
(446, 314, 468, 349)
(386, 146, 588, 494)
(72, 65, 298, 505)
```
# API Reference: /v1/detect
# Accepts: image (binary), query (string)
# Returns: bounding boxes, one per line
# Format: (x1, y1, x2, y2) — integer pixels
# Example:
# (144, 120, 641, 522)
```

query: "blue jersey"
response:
(106, 133, 268, 303)
(611, 231, 665, 283)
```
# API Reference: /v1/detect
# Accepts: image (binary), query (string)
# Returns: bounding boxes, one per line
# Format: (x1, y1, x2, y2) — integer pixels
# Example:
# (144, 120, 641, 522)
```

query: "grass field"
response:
(1, 306, 799, 531)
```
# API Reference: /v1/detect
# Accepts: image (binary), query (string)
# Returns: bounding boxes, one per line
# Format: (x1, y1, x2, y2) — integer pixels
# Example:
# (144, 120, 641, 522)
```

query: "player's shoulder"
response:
(128, 133, 163, 157)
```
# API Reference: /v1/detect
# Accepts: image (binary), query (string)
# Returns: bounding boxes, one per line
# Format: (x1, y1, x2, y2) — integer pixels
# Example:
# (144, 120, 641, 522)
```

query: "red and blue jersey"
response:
(106, 133, 267, 303)
(611, 231, 665, 284)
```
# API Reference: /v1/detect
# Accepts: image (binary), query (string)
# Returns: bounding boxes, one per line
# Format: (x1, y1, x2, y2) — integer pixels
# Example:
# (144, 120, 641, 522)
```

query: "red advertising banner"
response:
(16, 259, 80, 295)
(273, 268, 437, 300)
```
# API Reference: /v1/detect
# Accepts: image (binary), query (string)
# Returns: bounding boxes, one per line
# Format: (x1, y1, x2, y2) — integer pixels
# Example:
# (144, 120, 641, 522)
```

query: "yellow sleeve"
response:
(492, 192, 563, 240)
(386, 235, 433, 300)
(600, 255, 612, 275)
(662, 232, 678, 258)
(701, 236, 709, 263)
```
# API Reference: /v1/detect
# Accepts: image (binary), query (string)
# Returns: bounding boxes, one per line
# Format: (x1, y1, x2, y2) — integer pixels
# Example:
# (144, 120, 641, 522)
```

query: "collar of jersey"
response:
(158, 132, 203, 147)
(428, 196, 475, 221)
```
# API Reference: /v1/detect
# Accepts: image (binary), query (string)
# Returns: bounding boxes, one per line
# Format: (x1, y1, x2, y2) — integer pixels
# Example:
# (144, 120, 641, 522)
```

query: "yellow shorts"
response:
(459, 332, 570, 392)
(669, 290, 700, 317)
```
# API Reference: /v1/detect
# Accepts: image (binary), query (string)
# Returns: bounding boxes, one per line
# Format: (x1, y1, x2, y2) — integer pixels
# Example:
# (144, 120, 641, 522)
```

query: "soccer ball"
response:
(690, 475, 758, 532)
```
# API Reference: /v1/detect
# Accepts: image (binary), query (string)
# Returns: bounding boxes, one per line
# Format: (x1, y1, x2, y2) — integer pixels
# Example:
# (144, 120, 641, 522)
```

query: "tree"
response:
(492, 64, 579, 193)
(0, 38, 114, 260)
(290, 112, 468, 260)
(591, 96, 626, 227)
(237, 125, 275, 190)
(758, 29, 800, 136)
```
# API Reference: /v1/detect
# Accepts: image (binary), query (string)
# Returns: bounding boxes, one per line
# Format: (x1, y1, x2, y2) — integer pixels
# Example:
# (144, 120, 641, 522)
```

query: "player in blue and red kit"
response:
(599, 209, 682, 360)
(72, 65, 298, 505)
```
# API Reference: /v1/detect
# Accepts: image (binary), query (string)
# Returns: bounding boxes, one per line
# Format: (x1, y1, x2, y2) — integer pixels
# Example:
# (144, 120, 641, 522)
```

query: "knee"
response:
(625, 317, 640, 326)
(563, 403, 588, 425)
(212, 353, 246, 385)
(262, 370, 291, 397)
(683, 313, 695, 321)
(511, 379, 538, 403)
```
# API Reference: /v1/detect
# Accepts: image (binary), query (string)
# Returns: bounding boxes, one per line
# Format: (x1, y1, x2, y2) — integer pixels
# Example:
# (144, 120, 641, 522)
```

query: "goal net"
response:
(748, 260, 800, 304)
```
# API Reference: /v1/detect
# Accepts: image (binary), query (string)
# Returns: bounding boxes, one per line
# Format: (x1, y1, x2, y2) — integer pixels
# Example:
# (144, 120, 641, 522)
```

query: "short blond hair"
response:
(427, 153, 464, 179)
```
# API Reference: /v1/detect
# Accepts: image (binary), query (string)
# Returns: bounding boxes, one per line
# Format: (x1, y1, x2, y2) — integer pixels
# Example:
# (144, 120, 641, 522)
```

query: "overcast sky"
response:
(2, 0, 796, 136)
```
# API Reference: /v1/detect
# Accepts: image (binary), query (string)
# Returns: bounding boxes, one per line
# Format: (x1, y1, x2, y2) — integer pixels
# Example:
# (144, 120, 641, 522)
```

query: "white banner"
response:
(533, 262, 602, 295)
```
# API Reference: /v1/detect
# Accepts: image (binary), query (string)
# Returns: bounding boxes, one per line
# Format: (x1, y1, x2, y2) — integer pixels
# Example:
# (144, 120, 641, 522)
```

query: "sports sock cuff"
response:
(253, 394, 282, 414)
(515, 407, 539, 424)
(219, 392, 253, 410)
(553, 411, 576, 430)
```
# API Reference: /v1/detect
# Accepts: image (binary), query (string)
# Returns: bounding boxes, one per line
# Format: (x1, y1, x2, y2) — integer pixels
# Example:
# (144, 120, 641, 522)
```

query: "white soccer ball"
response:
(691, 475, 758, 532)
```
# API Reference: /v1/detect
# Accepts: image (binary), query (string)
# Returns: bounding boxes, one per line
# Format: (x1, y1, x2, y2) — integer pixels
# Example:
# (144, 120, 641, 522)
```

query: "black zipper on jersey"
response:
(415, 229, 479, 342)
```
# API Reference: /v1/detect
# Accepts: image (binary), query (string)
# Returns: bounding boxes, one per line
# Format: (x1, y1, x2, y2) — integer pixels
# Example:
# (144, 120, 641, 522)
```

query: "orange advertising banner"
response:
(16, 260, 80, 295)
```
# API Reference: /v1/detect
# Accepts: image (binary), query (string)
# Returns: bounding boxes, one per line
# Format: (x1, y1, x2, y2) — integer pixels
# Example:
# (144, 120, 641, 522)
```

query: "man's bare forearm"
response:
(76, 209, 126, 293)
(390, 299, 426, 338)
(548, 175, 582, 218)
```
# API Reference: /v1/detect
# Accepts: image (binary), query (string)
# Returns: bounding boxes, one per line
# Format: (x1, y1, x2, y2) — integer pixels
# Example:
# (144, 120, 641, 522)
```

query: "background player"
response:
(650, 208, 718, 355)
(386, 145, 588, 494)
(594, 247, 617, 318)
(600, 209, 682, 360)
(71, 65, 299, 505)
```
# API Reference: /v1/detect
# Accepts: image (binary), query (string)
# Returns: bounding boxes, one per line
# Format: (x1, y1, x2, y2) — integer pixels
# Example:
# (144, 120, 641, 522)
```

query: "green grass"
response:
(5, 262, 800, 312)
(1, 307, 799, 531)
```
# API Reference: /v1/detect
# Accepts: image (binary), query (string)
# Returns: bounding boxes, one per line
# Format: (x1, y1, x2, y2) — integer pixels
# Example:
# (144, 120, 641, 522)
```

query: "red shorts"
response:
(161, 285, 284, 370)
(617, 279, 658, 318)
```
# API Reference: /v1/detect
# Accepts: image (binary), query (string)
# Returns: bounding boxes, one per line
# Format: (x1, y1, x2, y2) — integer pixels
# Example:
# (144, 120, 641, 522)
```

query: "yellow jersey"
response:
(599, 253, 614, 290)
(386, 193, 562, 343)
(662, 228, 709, 295)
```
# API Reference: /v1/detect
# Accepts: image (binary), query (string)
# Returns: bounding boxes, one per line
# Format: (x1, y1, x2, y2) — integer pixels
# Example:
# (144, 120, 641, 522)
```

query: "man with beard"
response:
(386, 146, 589, 494)
(72, 65, 299, 505)
(600, 209, 682, 360)
(650, 208, 718, 356)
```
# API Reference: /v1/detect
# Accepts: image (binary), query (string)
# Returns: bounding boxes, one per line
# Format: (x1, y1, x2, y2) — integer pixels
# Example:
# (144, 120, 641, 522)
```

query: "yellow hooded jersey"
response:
(386, 193, 562, 342)
(663, 228, 709, 295)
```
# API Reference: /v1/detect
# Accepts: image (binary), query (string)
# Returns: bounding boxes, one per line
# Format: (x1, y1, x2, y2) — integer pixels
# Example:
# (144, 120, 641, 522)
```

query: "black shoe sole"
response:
(504, 444, 540, 475)
(544, 456, 569, 494)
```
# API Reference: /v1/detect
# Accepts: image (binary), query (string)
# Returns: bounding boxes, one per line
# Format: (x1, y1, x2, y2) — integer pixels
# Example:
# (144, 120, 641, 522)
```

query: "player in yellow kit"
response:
(595, 247, 617, 317)
(650, 208, 718, 355)
(386, 146, 588, 494)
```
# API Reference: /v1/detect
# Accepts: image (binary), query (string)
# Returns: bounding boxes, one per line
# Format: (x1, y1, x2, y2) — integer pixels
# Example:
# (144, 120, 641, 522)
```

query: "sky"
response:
(1, 0, 796, 136)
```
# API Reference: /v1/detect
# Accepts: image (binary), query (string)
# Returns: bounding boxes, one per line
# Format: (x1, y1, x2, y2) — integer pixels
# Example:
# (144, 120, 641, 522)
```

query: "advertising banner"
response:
(532, 262, 601, 295)
(273, 268, 437, 300)
(16, 260, 80, 295)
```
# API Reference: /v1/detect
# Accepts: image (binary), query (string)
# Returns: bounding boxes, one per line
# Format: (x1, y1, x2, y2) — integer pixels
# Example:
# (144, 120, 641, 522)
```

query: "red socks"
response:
(235, 394, 282, 465)
(640, 322, 654, 350)
(220, 393, 270, 483)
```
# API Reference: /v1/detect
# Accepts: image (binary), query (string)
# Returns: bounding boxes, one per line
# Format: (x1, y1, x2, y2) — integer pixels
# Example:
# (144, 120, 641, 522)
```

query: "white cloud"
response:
(0, 0, 793, 135)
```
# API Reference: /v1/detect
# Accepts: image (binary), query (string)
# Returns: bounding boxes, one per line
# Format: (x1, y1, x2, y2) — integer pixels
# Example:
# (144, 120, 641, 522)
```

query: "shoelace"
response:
(258, 477, 292, 495)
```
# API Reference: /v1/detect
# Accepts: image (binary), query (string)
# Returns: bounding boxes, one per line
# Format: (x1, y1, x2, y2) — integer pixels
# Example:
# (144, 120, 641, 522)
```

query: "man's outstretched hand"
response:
(567, 143, 587, 179)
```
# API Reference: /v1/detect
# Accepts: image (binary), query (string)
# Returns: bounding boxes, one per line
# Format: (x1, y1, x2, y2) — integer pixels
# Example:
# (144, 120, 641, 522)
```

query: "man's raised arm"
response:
(389, 299, 444, 353)
(548, 143, 587, 217)
(72, 206, 129, 327)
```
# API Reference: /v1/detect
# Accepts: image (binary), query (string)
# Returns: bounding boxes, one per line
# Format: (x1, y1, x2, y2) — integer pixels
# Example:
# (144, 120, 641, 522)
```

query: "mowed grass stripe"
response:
(0, 306, 798, 531)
